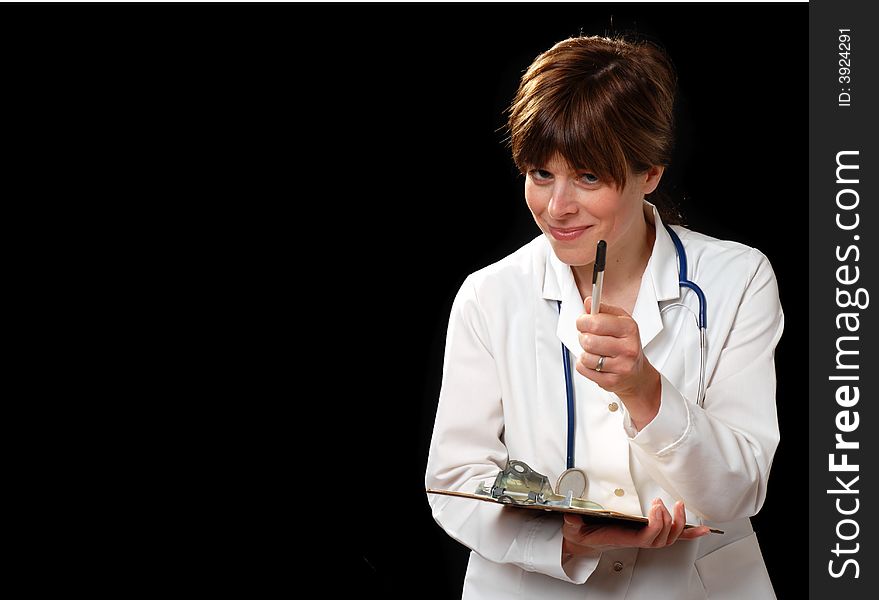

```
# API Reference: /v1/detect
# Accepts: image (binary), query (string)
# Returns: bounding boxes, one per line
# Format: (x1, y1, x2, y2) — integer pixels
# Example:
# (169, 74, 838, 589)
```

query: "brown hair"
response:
(507, 35, 683, 224)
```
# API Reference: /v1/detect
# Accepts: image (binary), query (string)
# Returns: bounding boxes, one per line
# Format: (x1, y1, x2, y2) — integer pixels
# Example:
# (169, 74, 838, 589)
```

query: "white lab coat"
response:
(425, 200, 784, 599)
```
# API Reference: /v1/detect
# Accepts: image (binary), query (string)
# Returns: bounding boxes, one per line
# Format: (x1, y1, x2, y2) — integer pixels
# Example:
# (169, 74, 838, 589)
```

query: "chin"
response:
(548, 240, 592, 266)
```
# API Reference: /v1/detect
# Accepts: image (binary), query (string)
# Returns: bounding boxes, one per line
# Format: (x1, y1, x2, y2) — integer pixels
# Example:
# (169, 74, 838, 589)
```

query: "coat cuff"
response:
(526, 515, 601, 583)
(623, 372, 692, 456)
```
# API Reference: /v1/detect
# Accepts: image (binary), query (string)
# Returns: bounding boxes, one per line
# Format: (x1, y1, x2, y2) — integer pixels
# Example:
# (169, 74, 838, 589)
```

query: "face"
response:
(524, 153, 663, 266)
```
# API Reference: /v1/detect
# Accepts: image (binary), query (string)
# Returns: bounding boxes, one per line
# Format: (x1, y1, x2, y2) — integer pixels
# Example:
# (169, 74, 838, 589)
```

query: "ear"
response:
(642, 165, 665, 195)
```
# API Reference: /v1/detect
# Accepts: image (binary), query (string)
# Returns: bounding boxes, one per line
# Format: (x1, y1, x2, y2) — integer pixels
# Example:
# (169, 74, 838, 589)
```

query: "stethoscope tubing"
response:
(665, 223, 707, 330)
(558, 300, 576, 470)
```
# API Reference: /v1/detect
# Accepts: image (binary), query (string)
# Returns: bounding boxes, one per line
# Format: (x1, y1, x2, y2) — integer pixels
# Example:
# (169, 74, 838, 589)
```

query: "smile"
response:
(549, 226, 591, 241)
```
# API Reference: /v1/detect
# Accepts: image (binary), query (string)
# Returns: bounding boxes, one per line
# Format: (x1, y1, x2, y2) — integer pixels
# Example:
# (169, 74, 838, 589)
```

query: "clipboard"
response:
(427, 488, 723, 534)
(426, 461, 724, 535)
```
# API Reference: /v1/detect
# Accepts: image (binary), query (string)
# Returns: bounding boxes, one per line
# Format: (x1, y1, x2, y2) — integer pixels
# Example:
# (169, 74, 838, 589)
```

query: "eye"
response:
(528, 169, 553, 182)
(579, 172, 600, 184)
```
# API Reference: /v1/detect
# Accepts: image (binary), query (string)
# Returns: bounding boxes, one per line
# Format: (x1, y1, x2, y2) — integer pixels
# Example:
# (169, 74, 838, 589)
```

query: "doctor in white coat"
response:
(425, 36, 783, 599)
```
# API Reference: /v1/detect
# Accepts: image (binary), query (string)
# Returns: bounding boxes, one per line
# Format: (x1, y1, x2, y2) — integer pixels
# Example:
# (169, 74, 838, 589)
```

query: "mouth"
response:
(548, 225, 592, 242)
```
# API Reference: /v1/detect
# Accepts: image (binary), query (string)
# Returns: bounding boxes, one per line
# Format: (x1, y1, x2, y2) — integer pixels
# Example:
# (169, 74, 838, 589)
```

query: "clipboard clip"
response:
(475, 460, 604, 510)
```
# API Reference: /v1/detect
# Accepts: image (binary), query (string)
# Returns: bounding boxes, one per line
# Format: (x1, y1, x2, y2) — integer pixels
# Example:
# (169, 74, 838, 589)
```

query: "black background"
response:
(313, 3, 809, 597)
(0, 2, 811, 596)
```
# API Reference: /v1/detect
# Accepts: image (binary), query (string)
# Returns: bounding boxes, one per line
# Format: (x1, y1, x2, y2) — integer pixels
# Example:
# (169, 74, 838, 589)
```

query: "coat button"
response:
(613, 561, 624, 572)
(614, 488, 625, 497)
(608, 402, 619, 412)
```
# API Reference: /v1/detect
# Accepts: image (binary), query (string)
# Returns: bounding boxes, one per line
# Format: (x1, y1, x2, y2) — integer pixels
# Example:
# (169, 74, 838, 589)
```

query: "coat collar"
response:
(542, 200, 682, 355)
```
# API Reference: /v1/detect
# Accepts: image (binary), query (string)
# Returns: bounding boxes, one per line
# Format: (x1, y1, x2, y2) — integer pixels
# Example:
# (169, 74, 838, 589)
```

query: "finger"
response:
(652, 500, 673, 547)
(575, 358, 600, 381)
(564, 514, 584, 530)
(640, 501, 665, 546)
(577, 351, 614, 374)
(577, 331, 624, 356)
(576, 312, 635, 338)
(576, 330, 619, 357)
(575, 354, 619, 383)
(575, 313, 637, 337)
(562, 515, 595, 548)
(666, 501, 687, 545)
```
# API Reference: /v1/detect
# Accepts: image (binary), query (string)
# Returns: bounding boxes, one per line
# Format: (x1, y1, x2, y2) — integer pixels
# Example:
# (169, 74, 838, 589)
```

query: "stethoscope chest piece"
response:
(556, 467, 588, 498)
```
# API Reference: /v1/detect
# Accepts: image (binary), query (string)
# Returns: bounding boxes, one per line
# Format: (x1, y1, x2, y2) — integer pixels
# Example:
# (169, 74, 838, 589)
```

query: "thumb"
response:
(585, 296, 628, 317)
(583, 296, 592, 313)
(564, 514, 583, 528)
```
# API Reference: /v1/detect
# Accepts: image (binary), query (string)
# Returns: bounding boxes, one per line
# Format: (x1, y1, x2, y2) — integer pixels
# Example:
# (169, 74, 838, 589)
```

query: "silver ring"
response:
(595, 355, 606, 372)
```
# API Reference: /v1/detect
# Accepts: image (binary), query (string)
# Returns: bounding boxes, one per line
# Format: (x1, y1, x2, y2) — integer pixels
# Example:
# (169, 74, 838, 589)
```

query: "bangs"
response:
(509, 82, 631, 189)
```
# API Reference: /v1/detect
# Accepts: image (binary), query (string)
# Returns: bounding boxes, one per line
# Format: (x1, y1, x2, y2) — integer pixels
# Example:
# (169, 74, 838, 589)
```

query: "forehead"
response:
(535, 153, 590, 172)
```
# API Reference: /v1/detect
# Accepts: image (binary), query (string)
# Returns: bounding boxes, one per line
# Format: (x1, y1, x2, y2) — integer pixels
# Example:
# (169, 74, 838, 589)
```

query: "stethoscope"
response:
(554, 223, 708, 498)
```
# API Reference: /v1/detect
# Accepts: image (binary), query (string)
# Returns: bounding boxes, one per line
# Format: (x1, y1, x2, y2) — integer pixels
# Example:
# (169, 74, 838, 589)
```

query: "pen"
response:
(591, 240, 607, 315)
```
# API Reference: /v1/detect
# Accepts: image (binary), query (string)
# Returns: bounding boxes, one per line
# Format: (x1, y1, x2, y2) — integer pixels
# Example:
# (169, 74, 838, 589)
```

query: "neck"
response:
(572, 214, 655, 301)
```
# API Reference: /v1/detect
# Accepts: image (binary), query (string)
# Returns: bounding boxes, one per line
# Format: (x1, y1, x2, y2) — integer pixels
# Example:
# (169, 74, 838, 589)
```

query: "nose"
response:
(547, 180, 578, 220)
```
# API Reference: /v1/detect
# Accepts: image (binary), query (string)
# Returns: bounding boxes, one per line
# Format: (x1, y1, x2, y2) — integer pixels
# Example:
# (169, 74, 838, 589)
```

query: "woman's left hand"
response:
(575, 296, 661, 429)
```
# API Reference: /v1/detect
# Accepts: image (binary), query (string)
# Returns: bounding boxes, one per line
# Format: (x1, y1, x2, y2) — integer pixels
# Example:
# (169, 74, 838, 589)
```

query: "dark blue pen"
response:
(591, 240, 607, 315)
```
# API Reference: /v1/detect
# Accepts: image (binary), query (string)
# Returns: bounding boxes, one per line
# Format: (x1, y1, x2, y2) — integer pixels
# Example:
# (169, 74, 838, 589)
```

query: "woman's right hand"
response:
(562, 498, 711, 557)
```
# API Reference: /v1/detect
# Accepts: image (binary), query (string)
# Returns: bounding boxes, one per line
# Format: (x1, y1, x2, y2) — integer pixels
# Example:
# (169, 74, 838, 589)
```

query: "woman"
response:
(425, 36, 784, 598)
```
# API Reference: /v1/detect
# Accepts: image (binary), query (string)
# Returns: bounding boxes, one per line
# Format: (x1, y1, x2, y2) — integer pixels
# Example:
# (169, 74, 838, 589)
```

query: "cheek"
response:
(524, 181, 549, 215)
(592, 188, 637, 223)
(588, 192, 617, 219)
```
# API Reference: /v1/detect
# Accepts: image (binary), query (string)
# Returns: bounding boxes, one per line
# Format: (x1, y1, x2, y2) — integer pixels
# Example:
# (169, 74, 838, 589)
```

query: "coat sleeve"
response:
(425, 275, 601, 584)
(623, 249, 784, 522)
